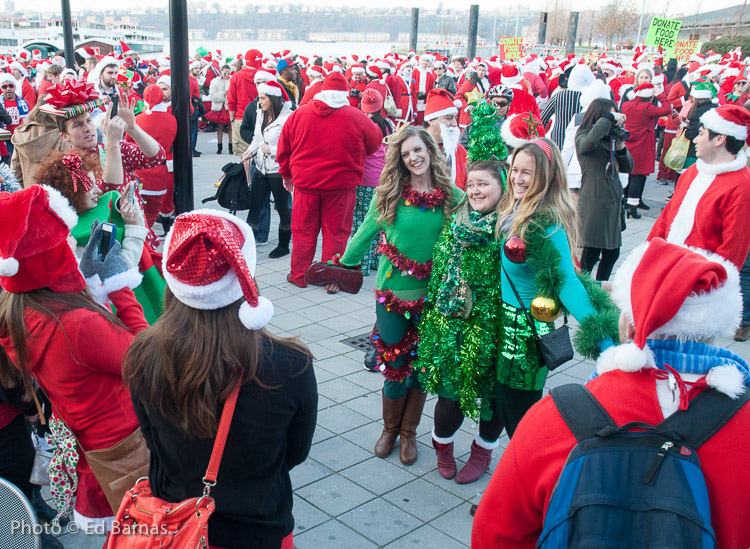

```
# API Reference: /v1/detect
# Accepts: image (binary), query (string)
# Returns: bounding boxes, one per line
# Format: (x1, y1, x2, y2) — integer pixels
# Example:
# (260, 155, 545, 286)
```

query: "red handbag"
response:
(106, 385, 240, 549)
(304, 261, 363, 294)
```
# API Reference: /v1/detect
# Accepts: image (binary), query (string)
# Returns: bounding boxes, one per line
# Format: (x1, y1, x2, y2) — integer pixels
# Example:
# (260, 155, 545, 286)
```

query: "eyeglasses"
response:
(1, 84, 14, 89)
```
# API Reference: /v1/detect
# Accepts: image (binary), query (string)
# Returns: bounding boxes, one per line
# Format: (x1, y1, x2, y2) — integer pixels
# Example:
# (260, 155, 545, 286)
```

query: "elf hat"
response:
(500, 64, 523, 86)
(424, 88, 461, 121)
(700, 104, 750, 145)
(598, 239, 744, 396)
(501, 112, 546, 149)
(163, 210, 273, 330)
(634, 82, 655, 98)
(690, 79, 717, 100)
(0, 185, 83, 294)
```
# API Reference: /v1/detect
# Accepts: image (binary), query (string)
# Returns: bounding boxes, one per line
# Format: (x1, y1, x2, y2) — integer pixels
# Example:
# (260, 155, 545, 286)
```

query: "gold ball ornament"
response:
(530, 296, 562, 322)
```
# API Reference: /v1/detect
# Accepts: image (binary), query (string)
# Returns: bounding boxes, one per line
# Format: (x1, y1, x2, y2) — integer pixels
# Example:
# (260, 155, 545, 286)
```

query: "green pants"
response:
(376, 302, 424, 399)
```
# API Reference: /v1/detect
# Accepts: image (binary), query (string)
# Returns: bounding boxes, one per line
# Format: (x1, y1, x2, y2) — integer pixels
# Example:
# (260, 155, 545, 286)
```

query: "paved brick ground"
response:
(52, 131, 750, 548)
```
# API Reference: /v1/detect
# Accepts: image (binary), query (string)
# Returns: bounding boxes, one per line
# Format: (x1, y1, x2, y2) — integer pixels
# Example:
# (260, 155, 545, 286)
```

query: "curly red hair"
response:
(33, 149, 102, 214)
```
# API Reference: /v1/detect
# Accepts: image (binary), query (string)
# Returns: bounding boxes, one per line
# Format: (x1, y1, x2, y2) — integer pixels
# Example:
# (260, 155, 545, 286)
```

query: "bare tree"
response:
(577, 10, 598, 46)
(596, 1, 639, 48)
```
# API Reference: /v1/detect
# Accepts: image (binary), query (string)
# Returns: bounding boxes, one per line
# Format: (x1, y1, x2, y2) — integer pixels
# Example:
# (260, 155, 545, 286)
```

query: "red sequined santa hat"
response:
(163, 210, 274, 330)
(0, 185, 83, 294)
(598, 238, 744, 396)
(501, 112, 546, 149)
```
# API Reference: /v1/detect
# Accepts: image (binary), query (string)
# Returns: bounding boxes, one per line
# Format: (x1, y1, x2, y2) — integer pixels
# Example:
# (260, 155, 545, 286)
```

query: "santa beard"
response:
(440, 124, 460, 161)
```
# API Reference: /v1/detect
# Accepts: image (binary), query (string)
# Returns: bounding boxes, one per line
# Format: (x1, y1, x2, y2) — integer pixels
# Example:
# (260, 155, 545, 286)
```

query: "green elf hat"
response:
(690, 79, 717, 100)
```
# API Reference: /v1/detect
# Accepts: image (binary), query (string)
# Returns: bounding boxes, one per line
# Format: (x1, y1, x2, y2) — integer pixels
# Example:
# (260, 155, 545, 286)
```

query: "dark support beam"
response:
(60, 0, 75, 69)
(538, 12, 548, 45)
(169, 0, 194, 214)
(410, 8, 419, 52)
(565, 11, 579, 56)
(467, 5, 479, 61)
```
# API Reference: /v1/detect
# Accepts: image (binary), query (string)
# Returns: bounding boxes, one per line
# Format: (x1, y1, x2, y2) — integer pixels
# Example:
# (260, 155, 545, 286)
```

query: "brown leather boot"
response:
(399, 387, 427, 465)
(374, 394, 406, 457)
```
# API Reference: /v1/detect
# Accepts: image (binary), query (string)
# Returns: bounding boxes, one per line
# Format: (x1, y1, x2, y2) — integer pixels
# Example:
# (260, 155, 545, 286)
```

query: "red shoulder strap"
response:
(203, 383, 241, 485)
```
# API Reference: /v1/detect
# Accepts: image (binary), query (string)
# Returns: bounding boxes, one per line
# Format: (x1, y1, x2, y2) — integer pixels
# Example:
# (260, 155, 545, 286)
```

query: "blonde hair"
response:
(497, 137, 579, 251)
(376, 125, 454, 226)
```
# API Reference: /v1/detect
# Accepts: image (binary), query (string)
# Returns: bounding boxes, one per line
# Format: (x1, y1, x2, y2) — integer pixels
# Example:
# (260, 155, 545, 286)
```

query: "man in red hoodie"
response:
(277, 72, 382, 288)
(227, 48, 262, 157)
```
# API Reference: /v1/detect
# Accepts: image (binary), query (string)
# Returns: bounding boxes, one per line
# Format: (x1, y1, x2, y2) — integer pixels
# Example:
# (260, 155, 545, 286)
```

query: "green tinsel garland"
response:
(467, 100, 508, 164)
(416, 207, 504, 421)
(523, 213, 620, 359)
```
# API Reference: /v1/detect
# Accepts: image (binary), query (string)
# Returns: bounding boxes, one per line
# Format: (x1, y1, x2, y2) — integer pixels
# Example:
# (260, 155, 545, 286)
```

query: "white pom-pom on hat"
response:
(239, 297, 274, 330)
(0, 257, 19, 277)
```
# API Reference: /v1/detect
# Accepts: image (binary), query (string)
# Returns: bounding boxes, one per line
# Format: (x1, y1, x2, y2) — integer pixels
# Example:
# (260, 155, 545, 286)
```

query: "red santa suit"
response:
(299, 80, 322, 106)
(226, 66, 258, 120)
(446, 143, 468, 190)
(456, 78, 490, 128)
(348, 77, 365, 108)
(277, 84, 382, 286)
(621, 91, 671, 176)
(19, 78, 36, 108)
(394, 73, 414, 125)
(648, 152, 750, 269)
(410, 68, 436, 125)
(130, 105, 177, 227)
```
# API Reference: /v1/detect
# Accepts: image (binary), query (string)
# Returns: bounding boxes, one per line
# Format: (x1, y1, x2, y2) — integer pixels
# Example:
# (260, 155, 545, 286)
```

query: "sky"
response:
(28, 0, 747, 19)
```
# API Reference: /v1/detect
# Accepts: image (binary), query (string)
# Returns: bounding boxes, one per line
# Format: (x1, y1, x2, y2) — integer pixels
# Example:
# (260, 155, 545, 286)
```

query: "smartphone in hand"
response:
(128, 183, 135, 205)
(99, 222, 117, 257)
(110, 95, 119, 118)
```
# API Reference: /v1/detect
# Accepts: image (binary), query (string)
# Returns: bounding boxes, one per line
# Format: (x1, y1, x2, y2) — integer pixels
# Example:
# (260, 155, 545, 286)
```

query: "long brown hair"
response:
(124, 287, 313, 438)
(0, 288, 125, 400)
(376, 125, 454, 226)
(497, 138, 579, 251)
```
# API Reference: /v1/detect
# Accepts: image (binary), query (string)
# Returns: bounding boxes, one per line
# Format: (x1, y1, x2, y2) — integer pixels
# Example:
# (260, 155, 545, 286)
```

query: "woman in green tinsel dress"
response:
(495, 137, 619, 439)
(417, 159, 508, 485)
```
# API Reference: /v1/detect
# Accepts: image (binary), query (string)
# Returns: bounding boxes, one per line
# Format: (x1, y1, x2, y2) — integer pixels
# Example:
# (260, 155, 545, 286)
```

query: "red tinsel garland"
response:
(401, 185, 447, 210)
(375, 289, 425, 319)
(372, 326, 419, 382)
(379, 239, 432, 280)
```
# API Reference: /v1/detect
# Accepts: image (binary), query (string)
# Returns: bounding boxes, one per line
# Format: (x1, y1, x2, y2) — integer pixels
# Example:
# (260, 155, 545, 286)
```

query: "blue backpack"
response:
(538, 383, 749, 549)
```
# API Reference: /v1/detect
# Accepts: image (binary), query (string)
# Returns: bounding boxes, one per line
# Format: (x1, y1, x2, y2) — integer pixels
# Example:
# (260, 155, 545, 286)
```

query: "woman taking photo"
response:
(206, 64, 233, 155)
(417, 160, 506, 484)
(126, 210, 317, 549)
(495, 138, 618, 437)
(338, 125, 464, 465)
(0, 185, 149, 529)
(621, 77, 670, 216)
(242, 80, 294, 258)
(576, 98, 634, 281)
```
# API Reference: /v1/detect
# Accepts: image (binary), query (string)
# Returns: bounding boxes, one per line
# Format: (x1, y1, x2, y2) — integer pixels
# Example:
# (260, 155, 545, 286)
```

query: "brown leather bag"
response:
(106, 385, 241, 549)
(84, 428, 150, 514)
(305, 261, 363, 294)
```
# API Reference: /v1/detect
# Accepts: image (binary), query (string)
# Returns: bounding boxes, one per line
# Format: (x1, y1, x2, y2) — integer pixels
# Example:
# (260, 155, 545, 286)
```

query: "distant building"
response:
(678, 4, 750, 42)
(215, 28, 253, 40)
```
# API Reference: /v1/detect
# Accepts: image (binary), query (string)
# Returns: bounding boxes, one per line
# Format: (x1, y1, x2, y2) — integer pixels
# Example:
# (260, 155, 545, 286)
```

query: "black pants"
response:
(494, 383, 544, 439)
(0, 414, 35, 499)
(433, 396, 504, 442)
(246, 172, 291, 228)
(626, 174, 647, 204)
(580, 247, 620, 281)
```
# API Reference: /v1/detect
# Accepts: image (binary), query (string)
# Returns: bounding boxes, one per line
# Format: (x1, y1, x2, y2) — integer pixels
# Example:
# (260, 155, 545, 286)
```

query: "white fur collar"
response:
(695, 149, 747, 175)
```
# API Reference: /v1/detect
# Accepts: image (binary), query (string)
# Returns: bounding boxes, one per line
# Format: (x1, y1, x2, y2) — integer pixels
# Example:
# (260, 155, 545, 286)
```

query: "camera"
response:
(350, 88, 361, 98)
(611, 125, 629, 142)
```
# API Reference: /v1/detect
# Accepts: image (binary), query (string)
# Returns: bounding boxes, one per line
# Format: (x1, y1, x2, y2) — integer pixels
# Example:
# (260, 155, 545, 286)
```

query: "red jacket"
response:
(131, 110, 177, 195)
(277, 100, 382, 192)
(226, 67, 258, 119)
(472, 369, 750, 549)
(299, 80, 322, 106)
(621, 94, 671, 175)
(365, 80, 389, 118)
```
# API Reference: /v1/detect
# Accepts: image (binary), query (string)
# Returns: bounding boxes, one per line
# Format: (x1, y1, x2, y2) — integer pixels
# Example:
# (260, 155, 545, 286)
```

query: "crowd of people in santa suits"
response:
(1, 36, 750, 548)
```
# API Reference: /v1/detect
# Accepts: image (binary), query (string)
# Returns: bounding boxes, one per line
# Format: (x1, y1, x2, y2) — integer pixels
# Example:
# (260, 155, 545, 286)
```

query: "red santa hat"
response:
(700, 104, 750, 146)
(501, 64, 523, 87)
(163, 210, 273, 330)
(424, 88, 461, 121)
(143, 84, 165, 114)
(258, 80, 290, 105)
(189, 60, 201, 71)
(31, 49, 42, 61)
(0, 185, 84, 294)
(633, 82, 655, 98)
(365, 64, 382, 80)
(253, 70, 275, 85)
(244, 49, 263, 68)
(501, 112, 546, 149)
(350, 63, 365, 75)
(9, 61, 27, 78)
(306, 65, 325, 80)
(315, 72, 350, 108)
(598, 239, 744, 398)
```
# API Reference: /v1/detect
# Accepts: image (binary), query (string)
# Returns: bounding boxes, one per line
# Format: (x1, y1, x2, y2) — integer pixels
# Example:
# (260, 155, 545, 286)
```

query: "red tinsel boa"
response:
(375, 289, 425, 319)
(372, 326, 419, 382)
(379, 238, 432, 280)
(401, 185, 447, 210)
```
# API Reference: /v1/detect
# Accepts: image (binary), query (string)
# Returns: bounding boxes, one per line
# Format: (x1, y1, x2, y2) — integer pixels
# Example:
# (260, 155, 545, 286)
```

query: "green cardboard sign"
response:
(645, 17, 682, 57)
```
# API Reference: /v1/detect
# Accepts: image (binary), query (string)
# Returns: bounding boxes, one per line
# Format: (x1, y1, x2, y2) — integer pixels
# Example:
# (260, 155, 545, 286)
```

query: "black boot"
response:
(158, 213, 174, 235)
(32, 485, 67, 525)
(228, 143, 233, 155)
(269, 226, 291, 258)
(41, 533, 63, 549)
(217, 143, 223, 155)
(637, 200, 650, 210)
(626, 204, 641, 219)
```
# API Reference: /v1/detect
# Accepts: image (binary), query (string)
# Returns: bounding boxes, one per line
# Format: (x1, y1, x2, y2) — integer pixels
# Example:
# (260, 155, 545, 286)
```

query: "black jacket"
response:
(133, 339, 317, 549)
(685, 102, 716, 159)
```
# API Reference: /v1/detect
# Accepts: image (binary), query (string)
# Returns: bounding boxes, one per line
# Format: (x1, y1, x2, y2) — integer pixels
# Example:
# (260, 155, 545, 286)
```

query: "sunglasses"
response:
(492, 101, 509, 108)
(736, 81, 747, 86)
(1, 84, 14, 89)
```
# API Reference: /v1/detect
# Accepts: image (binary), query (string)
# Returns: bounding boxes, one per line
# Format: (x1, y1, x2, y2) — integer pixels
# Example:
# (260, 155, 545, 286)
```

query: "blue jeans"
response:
(190, 113, 199, 152)
(741, 250, 750, 325)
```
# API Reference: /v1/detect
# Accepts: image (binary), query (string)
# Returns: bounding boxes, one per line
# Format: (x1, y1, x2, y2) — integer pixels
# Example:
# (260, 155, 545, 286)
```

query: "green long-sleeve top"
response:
(340, 186, 465, 301)
(501, 225, 595, 323)
(417, 210, 504, 420)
